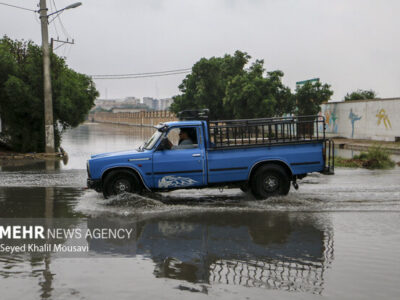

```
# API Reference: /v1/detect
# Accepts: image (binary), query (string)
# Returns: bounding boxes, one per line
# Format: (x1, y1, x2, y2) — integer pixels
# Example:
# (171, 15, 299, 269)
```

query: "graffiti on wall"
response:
(323, 104, 338, 133)
(317, 112, 324, 133)
(348, 109, 362, 138)
(376, 109, 392, 129)
(321, 99, 399, 141)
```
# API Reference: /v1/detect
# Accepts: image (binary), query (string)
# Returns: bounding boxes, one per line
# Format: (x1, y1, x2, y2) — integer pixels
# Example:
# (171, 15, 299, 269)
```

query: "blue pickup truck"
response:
(87, 110, 334, 199)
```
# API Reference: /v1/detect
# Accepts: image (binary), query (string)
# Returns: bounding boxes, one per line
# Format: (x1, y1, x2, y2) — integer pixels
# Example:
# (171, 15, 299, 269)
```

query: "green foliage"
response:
(224, 67, 293, 119)
(294, 81, 333, 116)
(170, 51, 295, 120)
(0, 36, 98, 152)
(353, 145, 395, 169)
(336, 145, 395, 169)
(344, 89, 377, 101)
(335, 156, 364, 168)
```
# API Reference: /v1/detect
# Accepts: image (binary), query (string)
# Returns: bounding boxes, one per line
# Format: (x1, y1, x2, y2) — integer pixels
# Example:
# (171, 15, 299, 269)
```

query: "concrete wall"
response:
(321, 98, 400, 141)
(90, 111, 177, 127)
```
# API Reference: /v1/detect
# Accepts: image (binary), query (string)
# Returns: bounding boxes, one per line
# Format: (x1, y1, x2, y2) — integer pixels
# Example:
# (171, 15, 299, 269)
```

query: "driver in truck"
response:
(177, 128, 194, 147)
(165, 127, 196, 149)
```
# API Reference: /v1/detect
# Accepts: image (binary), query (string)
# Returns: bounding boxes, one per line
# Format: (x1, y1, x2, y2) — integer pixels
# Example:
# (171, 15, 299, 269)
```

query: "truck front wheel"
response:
(251, 164, 290, 199)
(103, 170, 142, 199)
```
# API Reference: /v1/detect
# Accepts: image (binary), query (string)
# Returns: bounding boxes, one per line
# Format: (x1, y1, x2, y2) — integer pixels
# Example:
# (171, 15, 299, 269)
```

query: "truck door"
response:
(152, 126, 206, 189)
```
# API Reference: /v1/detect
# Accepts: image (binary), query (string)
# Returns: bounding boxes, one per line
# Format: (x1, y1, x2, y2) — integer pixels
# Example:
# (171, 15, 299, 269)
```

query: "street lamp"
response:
(47, 2, 82, 17)
(38, 1, 82, 153)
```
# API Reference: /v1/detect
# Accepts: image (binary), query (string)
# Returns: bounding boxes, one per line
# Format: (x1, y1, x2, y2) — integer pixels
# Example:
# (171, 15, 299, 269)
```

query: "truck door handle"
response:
(192, 154, 201, 157)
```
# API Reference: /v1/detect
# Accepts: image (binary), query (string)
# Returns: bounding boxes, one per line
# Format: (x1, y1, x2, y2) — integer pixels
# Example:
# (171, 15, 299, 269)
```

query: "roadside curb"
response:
(0, 149, 68, 161)
(333, 139, 400, 155)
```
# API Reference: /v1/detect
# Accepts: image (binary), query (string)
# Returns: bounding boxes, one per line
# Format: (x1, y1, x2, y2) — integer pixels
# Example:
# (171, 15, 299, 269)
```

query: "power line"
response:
(0, 2, 35, 12)
(48, 11, 63, 24)
(92, 68, 191, 77)
(49, 0, 59, 37)
(47, 0, 74, 57)
(91, 68, 192, 79)
(52, 0, 71, 39)
(92, 70, 191, 80)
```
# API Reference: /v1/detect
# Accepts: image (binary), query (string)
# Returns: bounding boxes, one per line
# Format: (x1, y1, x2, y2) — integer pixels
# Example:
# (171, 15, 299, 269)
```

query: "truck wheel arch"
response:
(101, 167, 151, 191)
(249, 160, 293, 182)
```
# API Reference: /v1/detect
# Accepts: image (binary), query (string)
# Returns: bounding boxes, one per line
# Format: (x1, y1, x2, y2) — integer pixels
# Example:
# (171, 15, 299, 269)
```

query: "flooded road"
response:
(0, 123, 399, 299)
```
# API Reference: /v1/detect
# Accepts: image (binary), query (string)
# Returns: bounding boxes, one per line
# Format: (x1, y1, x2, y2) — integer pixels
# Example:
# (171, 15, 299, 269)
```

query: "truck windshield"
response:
(143, 130, 163, 150)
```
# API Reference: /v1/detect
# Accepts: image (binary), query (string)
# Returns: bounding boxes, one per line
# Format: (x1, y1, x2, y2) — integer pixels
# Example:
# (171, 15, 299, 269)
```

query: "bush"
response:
(353, 145, 395, 169)
(336, 145, 395, 169)
(335, 157, 364, 168)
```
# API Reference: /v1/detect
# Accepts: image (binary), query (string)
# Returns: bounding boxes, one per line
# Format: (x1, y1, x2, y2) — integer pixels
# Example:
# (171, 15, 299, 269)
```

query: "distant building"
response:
(143, 97, 158, 110)
(153, 98, 160, 111)
(159, 98, 174, 110)
(94, 96, 174, 112)
(142, 97, 174, 110)
(122, 97, 140, 106)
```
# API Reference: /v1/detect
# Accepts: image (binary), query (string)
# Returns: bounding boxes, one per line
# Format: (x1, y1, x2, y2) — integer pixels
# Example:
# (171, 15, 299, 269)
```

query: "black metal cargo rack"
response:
(177, 110, 334, 174)
(209, 115, 334, 174)
(209, 115, 326, 148)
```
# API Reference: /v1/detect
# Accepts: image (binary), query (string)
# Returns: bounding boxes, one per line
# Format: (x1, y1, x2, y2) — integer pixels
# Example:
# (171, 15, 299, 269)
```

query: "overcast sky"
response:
(1, 0, 400, 101)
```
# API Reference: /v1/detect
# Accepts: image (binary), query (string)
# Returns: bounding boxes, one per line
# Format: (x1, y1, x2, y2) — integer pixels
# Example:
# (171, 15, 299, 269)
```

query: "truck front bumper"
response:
(87, 178, 102, 191)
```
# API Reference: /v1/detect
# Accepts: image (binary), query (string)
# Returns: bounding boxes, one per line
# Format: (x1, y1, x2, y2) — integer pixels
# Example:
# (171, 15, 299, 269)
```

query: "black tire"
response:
(102, 170, 142, 198)
(250, 164, 290, 199)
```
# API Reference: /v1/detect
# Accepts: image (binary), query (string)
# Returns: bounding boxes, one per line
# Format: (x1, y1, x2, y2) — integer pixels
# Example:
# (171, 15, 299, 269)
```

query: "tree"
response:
(344, 89, 377, 101)
(293, 81, 333, 137)
(224, 66, 294, 119)
(170, 51, 294, 120)
(295, 81, 333, 116)
(0, 36, 98, 152)
(170, 51, 249, 120)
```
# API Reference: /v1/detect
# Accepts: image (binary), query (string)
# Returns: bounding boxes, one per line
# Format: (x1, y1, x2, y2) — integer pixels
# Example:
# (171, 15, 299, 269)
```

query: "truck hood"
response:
(91, 149, 140, 159)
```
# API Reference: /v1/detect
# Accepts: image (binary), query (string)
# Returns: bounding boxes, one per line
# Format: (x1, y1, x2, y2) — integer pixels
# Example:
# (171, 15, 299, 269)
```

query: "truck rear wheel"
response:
(251, 164, 290, 199)
(103, 170, 142, 199)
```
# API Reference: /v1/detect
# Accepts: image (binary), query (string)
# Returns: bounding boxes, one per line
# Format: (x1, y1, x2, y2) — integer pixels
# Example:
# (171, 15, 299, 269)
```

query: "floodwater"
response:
(0, 122, 399, 300)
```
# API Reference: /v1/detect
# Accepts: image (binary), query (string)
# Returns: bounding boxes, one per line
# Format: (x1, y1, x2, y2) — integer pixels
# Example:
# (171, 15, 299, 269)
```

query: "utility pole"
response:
(39, 0, 55, 153)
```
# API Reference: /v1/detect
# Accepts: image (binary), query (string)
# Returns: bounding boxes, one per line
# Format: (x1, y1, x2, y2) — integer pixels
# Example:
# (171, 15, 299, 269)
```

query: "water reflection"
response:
(0, 159, 62, 172)
(0, 210, 333, 297)
(0, 187, 84, 218)
(88, 212, 334, 294)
